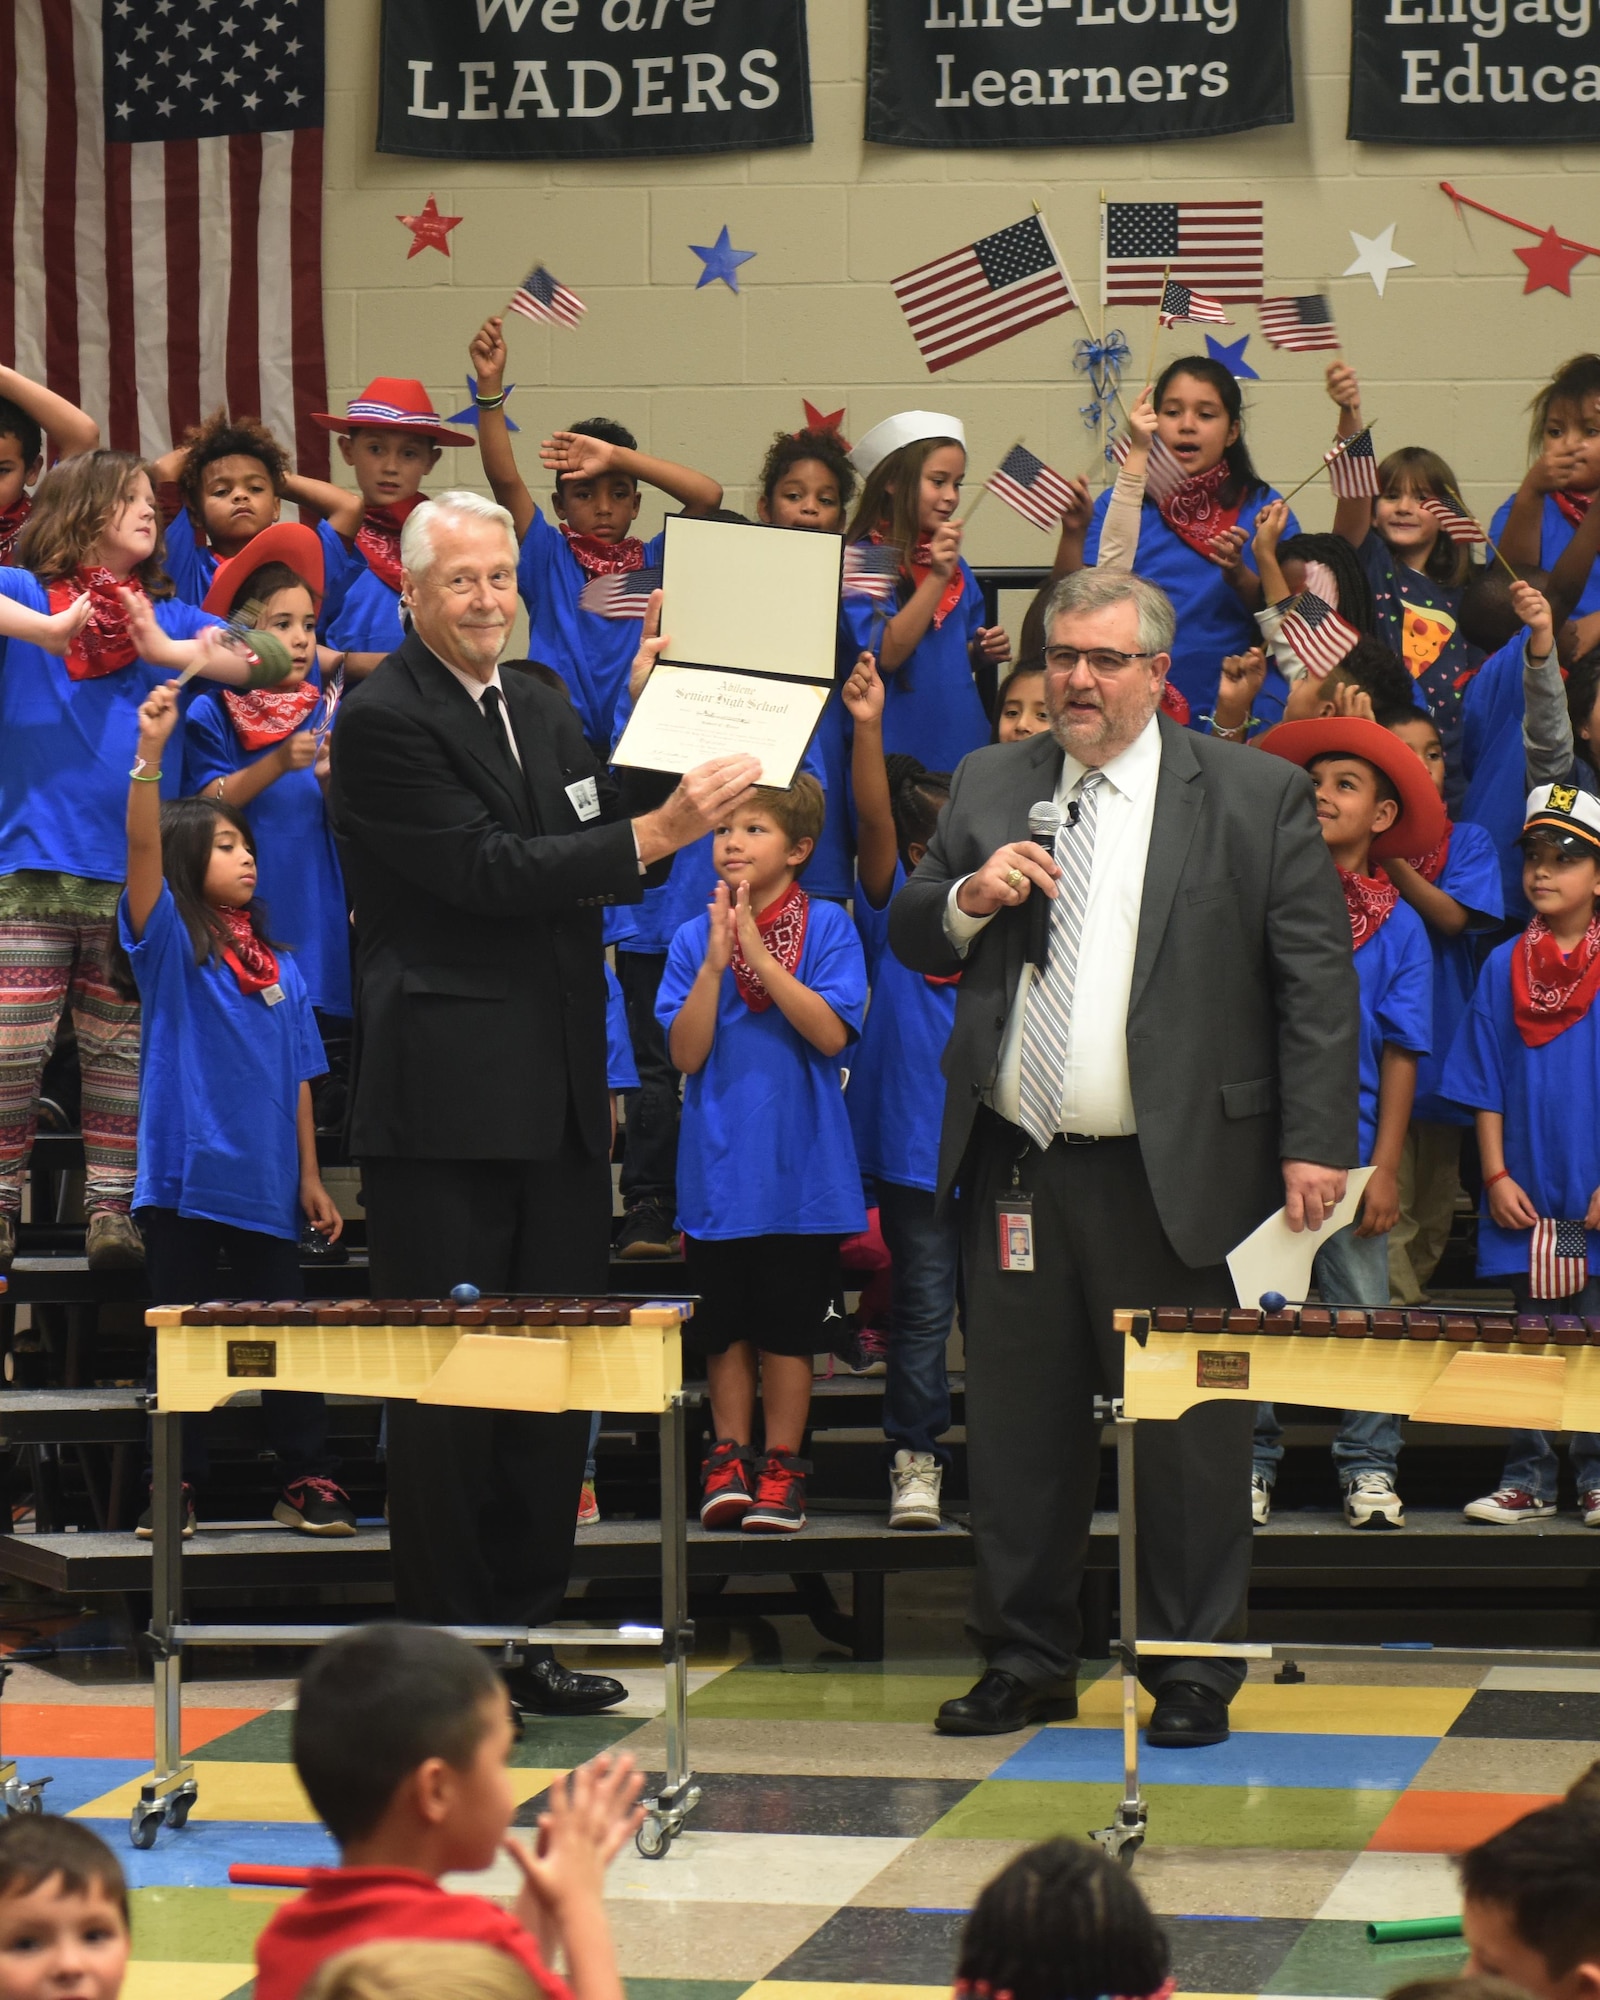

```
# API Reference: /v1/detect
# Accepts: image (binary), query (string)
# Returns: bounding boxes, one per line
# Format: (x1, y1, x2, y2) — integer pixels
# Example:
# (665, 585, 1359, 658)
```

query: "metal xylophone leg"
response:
(0, 1663, 48, 1815)
(132, 1410, 196, 1849)
(1091, 1405, 1147, 1866)
(638, 1392, 701, 1860)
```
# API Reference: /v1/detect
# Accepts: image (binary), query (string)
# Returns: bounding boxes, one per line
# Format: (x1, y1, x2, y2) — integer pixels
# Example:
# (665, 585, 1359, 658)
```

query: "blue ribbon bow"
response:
(1073, 330, 1131, 460)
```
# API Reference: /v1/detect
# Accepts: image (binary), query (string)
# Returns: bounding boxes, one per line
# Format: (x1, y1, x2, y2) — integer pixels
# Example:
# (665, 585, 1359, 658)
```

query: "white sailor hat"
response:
(1522, 783, 1600, 858)
(850, 411, 967, 479)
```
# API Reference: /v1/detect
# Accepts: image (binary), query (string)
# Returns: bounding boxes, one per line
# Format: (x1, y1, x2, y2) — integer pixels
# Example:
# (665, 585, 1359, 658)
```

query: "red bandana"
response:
(355, 495, 423, 592)
(1158, 459, 1243, 563)
(1512, 914, 1600, 1047)
(215, 905, 280, 997)
(0, 495, 31, 566)
(46, 566, 141, 680)
(559, 525, 647, 578)
(223, 679, 321, 753)
(1554, 488, 1593, 532)
(1413, 820, 1453, 885)
(1340, 866, 1399, 948)
(731, 881, 809, 1011)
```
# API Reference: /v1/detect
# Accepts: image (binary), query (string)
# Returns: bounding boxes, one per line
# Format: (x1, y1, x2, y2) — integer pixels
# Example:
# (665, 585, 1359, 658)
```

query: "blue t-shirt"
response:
(321, 543, 403, 656)
(840, 556, 989, 775)
(847, 860, 956, 1195)
(1360, 531, 1473, 793)
(119, 883, 325, 1239)
(1353, 898, 1433, 1165)
(1412, 818, 1504, 1125)
(1442, 938, 1600, 1278)
(1490, 492, 1600, 622)
(162, 510, 218, 607)
(1083, 486, 1297, 725)
(315, 520, 361, 644)
(1459, 632, 1541, 924)
(181, 675, 352, 1018)
(605, 962, 639, 1092)
(657, 894, 868, 1240)
(0, 572, 219, 882)
(517, 511, 667, 752)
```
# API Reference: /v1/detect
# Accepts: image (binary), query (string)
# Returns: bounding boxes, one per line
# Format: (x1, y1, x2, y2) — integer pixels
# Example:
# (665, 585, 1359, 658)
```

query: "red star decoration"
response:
(801, 400, 849, 448)
(397, 195, 462, 260)
(1514, 226, 1589, 297)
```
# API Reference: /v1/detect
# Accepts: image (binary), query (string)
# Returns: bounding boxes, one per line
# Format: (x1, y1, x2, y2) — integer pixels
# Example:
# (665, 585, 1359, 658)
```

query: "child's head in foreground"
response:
(0, 1816, 129, 2000)
(292, 1623, 516, 1873)
(176, 409, 289, 556)
(956, 1838, 1172, 2000)
(1458, 1796, 1600, 2000)
(757, 428, 855, 534)
(997, 661, 1049, 744)
(303, 1941, 539, 2000)
(0, 401, 43, 518)
(713, 774, 825, 902)
(553, 418, 640, 543)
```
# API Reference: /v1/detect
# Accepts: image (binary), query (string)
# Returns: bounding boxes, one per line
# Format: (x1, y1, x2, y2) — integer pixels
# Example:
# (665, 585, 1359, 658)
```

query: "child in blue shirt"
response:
(1445, 783, 1600, 1530)
(1258, 715, 1440, 1530)
(842, 651, 957, 1530)
(1492, 353, 1600, 624)
(122, 681, 352, 1538)
(841, 411, 1011, 774)
(468, 316, 722, 752)
(657, 774, 867, 1538)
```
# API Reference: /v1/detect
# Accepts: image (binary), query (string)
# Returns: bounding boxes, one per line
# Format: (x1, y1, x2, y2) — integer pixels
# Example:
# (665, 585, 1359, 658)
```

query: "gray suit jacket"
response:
(888, 715, 1360, 1268)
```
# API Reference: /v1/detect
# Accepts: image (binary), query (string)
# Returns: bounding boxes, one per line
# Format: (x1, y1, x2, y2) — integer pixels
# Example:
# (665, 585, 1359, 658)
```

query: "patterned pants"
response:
(0, 917, 139, 1216)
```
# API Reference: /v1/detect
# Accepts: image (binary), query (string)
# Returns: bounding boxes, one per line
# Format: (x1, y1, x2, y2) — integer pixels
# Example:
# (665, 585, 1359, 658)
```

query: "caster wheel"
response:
(21, 1793, 43, 1816)
(165, 1792, 195, 1830)
(129, 1811, 161, 1851)
(1116, 1836, 1143, 1868)
(635, 1819, 669, 1860)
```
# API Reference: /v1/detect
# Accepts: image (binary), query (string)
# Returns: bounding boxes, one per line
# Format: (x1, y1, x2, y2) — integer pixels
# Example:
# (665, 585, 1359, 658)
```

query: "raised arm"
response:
(470, 317, 536, 542)
(125, 684, 179, 940)
(0, 362, 98, 461)
(540, 429, 723, 519)
(1325, 362, 1374, 548)
(283, 470, 364, 538)
(879, 520, 961, 673)
(843, 652, 897, 907)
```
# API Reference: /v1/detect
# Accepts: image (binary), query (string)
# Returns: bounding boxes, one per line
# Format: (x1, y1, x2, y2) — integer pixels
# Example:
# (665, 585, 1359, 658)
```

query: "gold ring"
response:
(1004, 867, 1024, 890)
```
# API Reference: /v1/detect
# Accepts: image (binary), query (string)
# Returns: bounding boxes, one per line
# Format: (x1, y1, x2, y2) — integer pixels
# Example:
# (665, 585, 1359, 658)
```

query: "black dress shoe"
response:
(503, 1657, 628, 1717)
(935, 1668, 1078, 1736)
(1146, 1679, 1230, 1747)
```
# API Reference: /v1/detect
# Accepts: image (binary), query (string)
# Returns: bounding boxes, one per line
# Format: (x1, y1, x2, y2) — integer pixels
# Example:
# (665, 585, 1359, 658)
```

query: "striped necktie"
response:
(1017, 770, 1104, 1151)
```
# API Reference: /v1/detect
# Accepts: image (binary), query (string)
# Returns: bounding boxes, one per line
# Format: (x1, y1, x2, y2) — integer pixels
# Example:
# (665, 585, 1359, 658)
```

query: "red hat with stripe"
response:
(1259, 715, 1448, 864)
(312, 377, 475, 448)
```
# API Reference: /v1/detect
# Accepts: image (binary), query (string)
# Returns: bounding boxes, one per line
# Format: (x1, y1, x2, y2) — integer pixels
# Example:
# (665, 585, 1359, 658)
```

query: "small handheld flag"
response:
(1259, 294, 1341, 353)
(842, 543, 901, 605)
(1111, 430, 1187, 506)
(1327, 428, 1381, 500)
(1529, 1218, 1588, 1300)
(987, 445, 1077, 532)
(1158, 279, 1231, 328)
(1278, 591, 1361, 680)
(509, 265, 586, 330)
(578, 567, 661, 620)
(1419, 495, 1488, 546)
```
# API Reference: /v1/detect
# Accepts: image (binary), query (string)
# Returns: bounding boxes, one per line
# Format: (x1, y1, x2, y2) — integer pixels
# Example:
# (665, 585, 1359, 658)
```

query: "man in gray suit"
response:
(889, 567, 1358, 1745)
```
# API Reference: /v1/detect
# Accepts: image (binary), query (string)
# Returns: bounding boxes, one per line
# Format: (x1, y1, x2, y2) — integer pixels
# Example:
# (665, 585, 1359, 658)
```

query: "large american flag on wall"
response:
(0, 0, 328, 477)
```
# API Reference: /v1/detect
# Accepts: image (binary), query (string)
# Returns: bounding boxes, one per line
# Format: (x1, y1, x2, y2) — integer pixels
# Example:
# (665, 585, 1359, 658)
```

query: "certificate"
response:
(614, 667, 828, 788)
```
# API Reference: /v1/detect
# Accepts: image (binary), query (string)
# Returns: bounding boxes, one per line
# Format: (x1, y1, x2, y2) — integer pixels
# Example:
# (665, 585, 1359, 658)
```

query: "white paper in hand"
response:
(1226, 1166, 1375, 1309)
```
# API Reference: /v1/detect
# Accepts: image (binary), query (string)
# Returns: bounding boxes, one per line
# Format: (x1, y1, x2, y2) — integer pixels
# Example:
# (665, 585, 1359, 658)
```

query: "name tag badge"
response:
(260, 983, 285, 1008)
(565, 776, 601, 823)
(996, 1195, 1034, 1273)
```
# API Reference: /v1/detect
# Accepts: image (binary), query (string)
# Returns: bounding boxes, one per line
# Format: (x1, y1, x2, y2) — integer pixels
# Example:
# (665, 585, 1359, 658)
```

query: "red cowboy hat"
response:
(203, 523, 325, 620)
(311, 376, 476, 449)
(1259, 715, 1448, 864)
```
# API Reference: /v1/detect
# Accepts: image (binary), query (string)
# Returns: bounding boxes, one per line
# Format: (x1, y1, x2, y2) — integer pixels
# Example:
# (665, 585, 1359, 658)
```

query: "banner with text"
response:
(865, 0, 1293, 149)
(377, 0, 812, 160)
(1349, 0, 1600, 144)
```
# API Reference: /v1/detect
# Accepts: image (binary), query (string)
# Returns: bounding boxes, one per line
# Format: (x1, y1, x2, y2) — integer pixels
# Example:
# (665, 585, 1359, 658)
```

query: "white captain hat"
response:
(850, 411, 967, 479)
(1522, 783, 1600, 858)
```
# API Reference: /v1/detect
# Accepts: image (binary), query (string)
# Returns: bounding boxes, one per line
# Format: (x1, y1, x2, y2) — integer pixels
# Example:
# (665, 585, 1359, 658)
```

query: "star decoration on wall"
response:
(397, 195, 462, 260)
(802, 400, 849, 443)
(446, 379, 520, 432)
(1205, 333, 1259, 381)
(690, 225, 756, 294)
(1343, 225, 1414, 298)
(1513, 226, 1590, 298)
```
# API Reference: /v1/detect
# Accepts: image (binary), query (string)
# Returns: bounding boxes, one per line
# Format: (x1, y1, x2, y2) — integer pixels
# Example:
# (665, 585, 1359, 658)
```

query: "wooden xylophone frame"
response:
(1091, 1306, 1600, 1867)
(135, 1295, 701, 1860)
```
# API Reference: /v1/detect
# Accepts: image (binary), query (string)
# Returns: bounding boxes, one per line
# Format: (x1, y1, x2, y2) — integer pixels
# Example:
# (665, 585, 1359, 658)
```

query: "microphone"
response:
(1025, 800, 1062, 968)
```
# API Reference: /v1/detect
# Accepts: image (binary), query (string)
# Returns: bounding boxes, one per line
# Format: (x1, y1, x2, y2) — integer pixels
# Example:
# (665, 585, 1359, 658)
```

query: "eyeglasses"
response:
(1044, 646, 1160, 676)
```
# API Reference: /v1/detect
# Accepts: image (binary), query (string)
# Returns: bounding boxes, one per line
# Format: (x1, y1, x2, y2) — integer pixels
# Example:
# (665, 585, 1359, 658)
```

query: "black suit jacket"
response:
(329, 633, 668, 1162)
(888, 717, 1361, 1267)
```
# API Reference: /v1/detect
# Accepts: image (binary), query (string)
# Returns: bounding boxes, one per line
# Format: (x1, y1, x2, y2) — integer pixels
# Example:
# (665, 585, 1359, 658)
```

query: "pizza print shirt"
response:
(1359, 531, 1473, 807)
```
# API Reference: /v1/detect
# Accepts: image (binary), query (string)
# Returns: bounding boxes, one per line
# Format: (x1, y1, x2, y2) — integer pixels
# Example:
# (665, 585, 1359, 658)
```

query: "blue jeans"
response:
(1254, 1222, 1403, 1487)
(875, 1181, 957, 1463)
(1499, 1275, 1600, 1499)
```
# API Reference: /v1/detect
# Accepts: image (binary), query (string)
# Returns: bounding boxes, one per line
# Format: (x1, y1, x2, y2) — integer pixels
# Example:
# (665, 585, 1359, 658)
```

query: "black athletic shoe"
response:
(273, 1476, 358, 1537)
(616, 1200, 680, 1260)
(135, 1484, 196, 1541)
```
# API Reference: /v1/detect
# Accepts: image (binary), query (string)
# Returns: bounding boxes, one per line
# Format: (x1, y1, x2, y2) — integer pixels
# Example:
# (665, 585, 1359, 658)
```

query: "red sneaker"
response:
(700, 1439, 755, 1530)
(743, 1451, 810, 1534)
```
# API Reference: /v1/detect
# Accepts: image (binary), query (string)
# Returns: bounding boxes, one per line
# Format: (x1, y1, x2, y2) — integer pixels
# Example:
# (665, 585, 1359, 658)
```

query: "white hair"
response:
(399, 490, 518, 577)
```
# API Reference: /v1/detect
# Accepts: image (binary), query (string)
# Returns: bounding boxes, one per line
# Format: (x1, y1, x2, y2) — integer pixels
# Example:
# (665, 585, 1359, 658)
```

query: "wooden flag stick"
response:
(1142, 266, 1170, 392)
(960, 434, 1027, 528)
(1483, 531, 1521, 584)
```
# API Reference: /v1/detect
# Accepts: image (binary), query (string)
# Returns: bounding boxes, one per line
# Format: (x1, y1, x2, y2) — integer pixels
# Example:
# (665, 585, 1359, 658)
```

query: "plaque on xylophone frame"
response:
(145, 1298, 692, 1417)
(1114, 1305, 1600, 1433)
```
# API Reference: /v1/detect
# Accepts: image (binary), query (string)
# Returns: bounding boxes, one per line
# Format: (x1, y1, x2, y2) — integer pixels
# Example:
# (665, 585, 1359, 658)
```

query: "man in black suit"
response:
(890, 567, 1359, 1746)
(330, 490, 758, 1715)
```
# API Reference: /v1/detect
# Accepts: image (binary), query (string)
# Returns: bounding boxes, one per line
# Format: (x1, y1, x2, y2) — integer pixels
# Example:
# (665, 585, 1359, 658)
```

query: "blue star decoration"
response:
(1206, 332, 1259, 382)
(690, 225, 756, 294)
(446, 378, 520, 433)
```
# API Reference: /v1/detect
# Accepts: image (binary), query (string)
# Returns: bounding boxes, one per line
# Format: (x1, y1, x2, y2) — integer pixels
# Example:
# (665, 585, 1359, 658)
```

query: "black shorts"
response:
(683, 1233, 843, 1358)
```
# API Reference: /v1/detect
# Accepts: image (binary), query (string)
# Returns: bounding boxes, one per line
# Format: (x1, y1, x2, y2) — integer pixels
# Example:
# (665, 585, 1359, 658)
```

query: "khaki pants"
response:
(1388, 1122, 1464, 1303)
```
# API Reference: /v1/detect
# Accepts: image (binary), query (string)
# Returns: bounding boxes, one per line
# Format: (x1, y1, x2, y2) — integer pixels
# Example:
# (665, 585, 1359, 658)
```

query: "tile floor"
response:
(3, 1594, 1595, 2000)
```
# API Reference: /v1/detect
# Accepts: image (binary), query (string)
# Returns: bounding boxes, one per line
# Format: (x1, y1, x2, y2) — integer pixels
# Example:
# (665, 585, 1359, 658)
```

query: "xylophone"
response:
(135, 1292, 698, 1859)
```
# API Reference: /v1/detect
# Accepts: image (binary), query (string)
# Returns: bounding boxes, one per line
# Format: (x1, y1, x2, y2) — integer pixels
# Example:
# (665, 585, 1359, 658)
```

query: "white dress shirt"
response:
(442, 658, 522, 768)
(943, 713, 1162, 1136)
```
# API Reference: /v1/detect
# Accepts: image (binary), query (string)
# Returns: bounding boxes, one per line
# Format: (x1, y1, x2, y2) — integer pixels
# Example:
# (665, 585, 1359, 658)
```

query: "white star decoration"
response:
(1343, 224, 1415, 298)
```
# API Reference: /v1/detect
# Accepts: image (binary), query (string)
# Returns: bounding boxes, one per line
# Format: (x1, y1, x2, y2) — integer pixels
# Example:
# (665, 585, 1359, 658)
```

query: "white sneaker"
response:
(889, 1450, 943, 1530)
(1464, 1486, 1556, 1525)
(1251, 1473, 1272, 1526)
(1344, 1470, 1405, 1529)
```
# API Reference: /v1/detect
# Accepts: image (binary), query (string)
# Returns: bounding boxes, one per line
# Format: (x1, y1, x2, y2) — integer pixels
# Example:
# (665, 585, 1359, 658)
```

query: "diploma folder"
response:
(611, 516, 841, 788)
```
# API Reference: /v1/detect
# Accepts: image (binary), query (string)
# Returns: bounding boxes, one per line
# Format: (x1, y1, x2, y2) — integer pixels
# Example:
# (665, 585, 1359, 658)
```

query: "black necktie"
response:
(480, 685, 519, 778)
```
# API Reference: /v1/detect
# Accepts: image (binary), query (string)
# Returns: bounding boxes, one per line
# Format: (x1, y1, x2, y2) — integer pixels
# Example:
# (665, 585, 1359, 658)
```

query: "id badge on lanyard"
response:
(995, 1159, 1034, 1273)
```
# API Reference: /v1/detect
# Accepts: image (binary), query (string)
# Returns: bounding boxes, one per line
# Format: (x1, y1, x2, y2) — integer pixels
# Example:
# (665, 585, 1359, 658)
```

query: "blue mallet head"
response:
(1260, 1291, 1287, 1314)
(450, 1283, 481, 1307)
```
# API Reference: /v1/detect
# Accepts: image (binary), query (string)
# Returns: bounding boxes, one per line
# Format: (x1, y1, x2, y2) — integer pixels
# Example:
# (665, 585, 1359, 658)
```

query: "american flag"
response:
(1420, 495, 1488, 546)
(1259, 294, 1341, 353)
(1158, 280, 1231, 329)
(842, 541, 901, 605)
(1529, 1218, 1588, 1301)
(987, 445, 1075, 532)
(1112, 429, 1187, 506)
(1102, 200, 1264, 307)
(1, 1, 328, 478)
(1328, 428, 1381, 500)
(508, 265, 586, 331)
(1279, 591, 1360, 681)
(578, 567, 662, 620)
(892, 215, 1076, 375)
